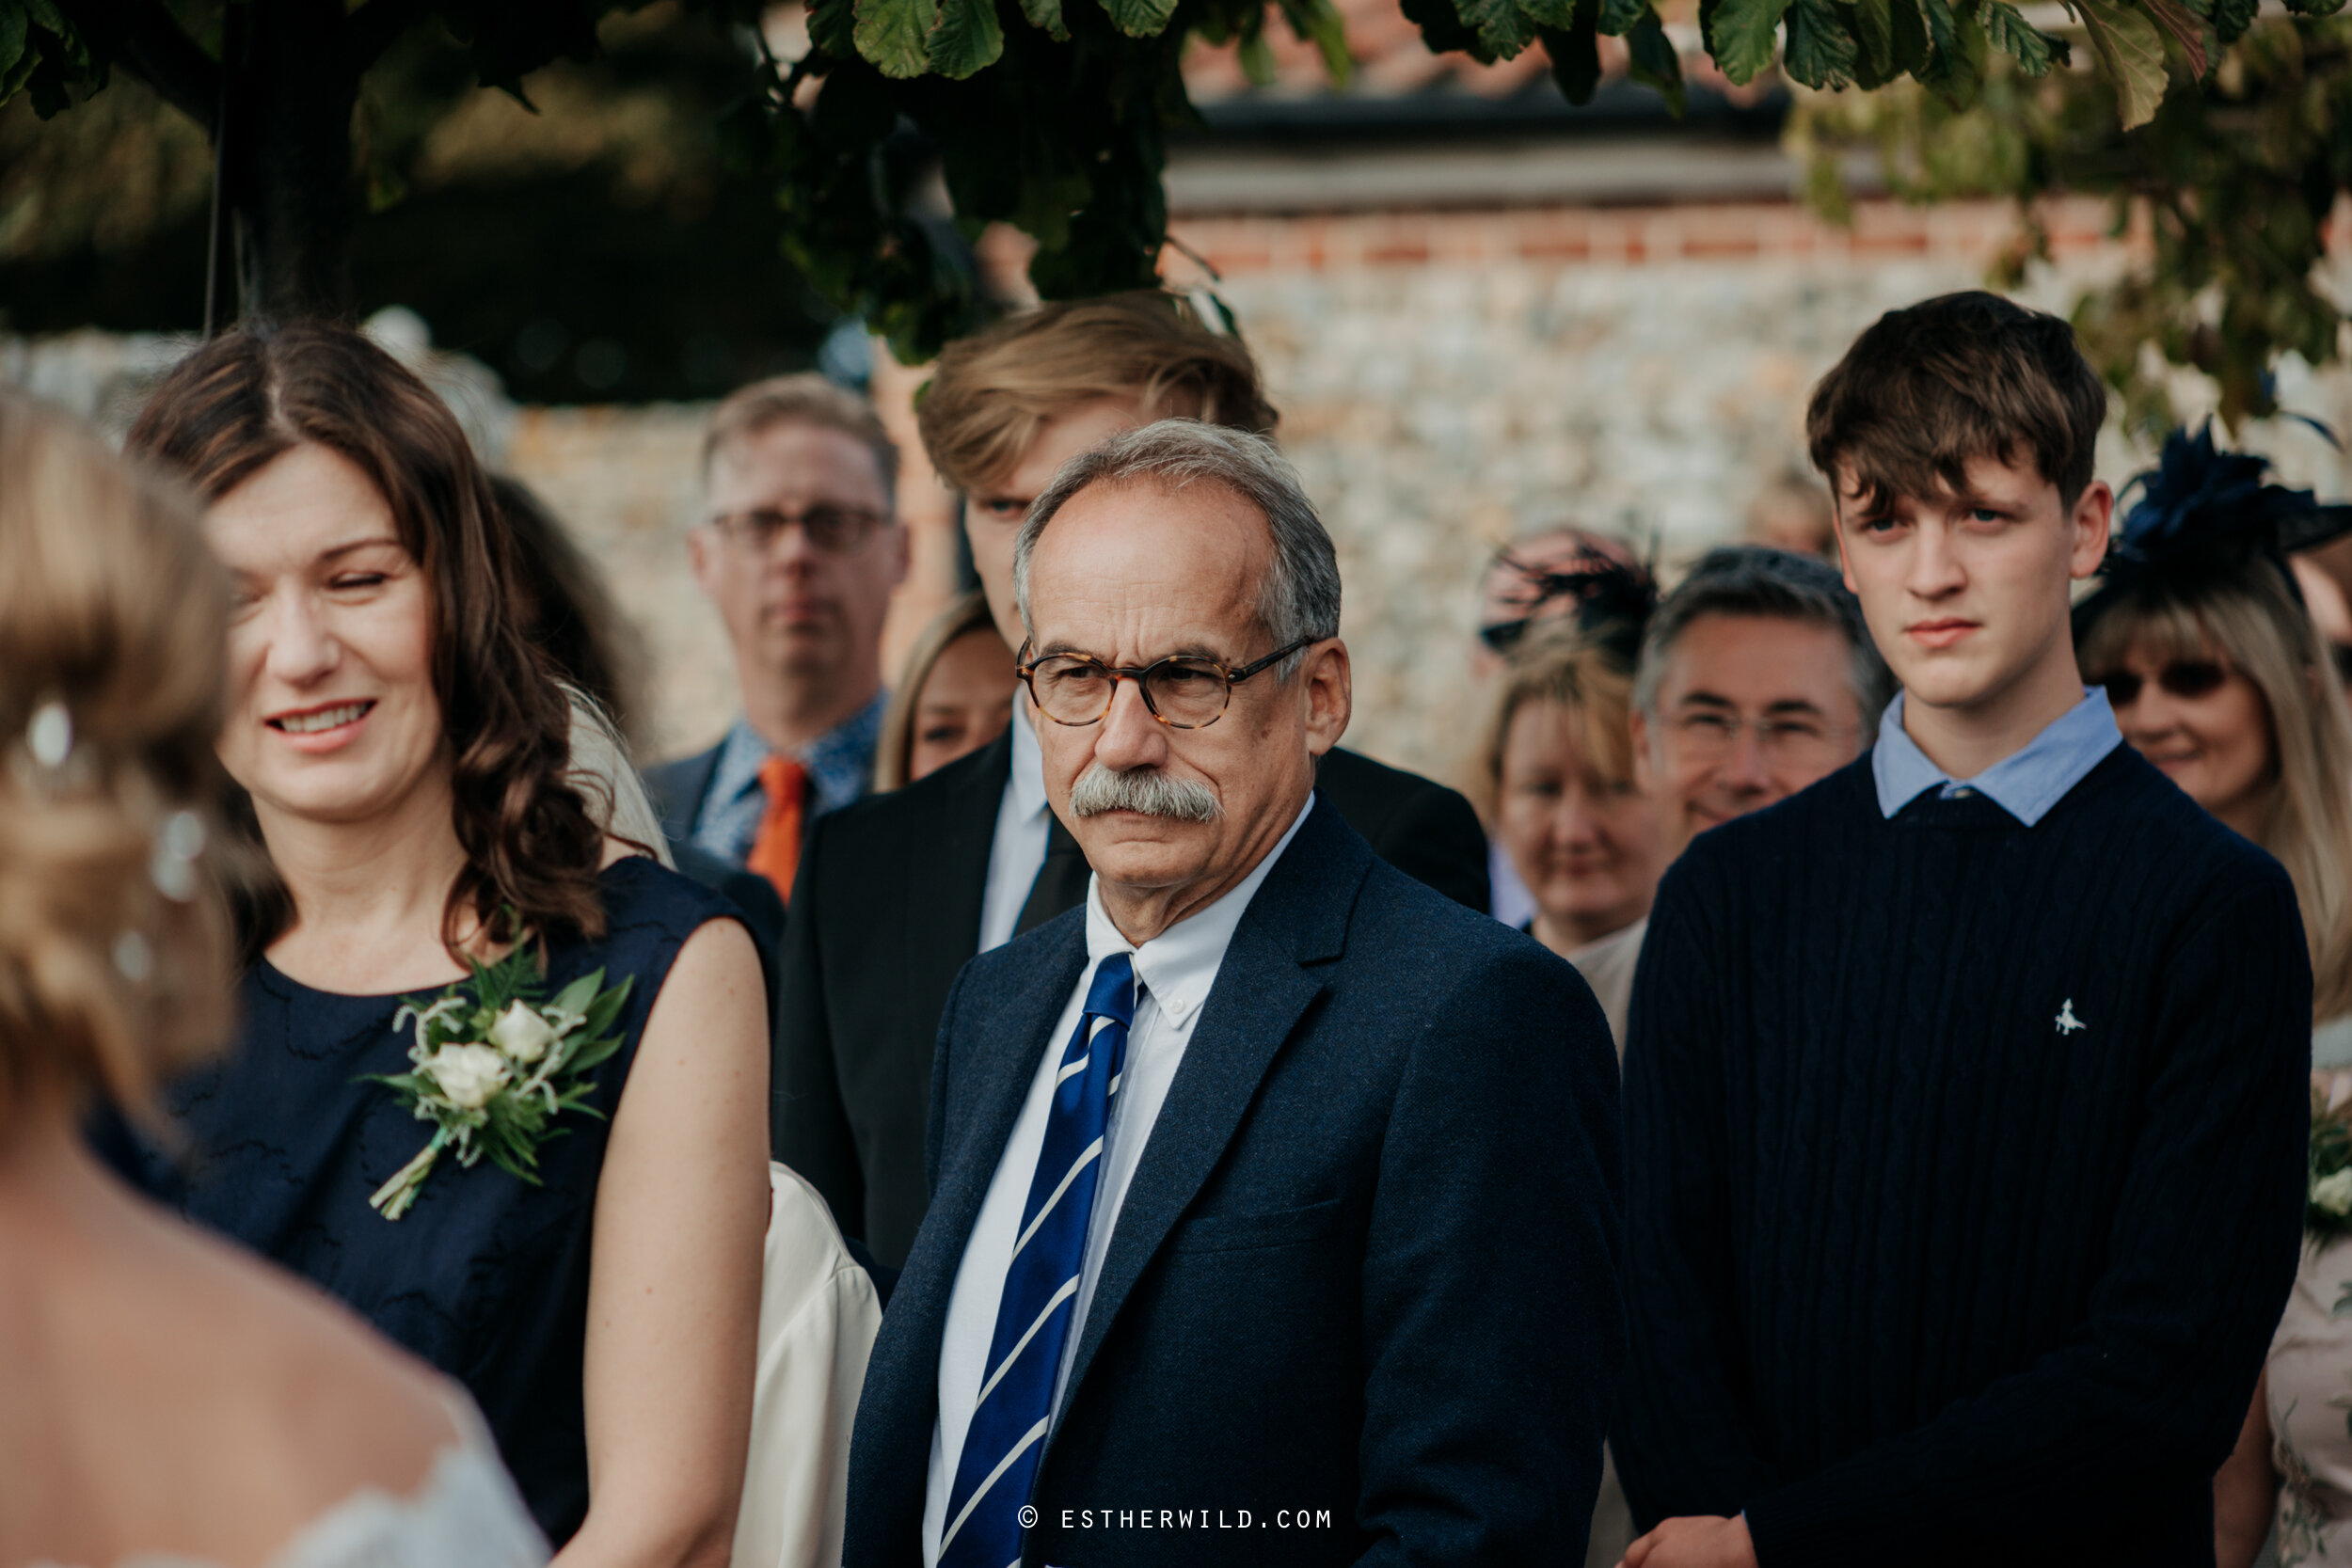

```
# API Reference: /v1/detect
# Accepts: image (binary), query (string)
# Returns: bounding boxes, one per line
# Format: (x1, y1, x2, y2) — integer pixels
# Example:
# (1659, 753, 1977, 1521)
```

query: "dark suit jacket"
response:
(843, 799, 1622, 1567)
(774, 732, 1490, 1262)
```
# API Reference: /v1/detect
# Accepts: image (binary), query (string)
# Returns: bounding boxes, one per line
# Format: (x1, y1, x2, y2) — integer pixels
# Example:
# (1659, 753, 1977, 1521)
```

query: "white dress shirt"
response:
(976, 700, 1053, 954)
(920, 798, 1315, 1565)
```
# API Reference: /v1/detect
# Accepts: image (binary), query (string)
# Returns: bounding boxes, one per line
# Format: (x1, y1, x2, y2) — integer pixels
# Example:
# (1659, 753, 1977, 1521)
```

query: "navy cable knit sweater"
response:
(1618, 745, 2310, 1567)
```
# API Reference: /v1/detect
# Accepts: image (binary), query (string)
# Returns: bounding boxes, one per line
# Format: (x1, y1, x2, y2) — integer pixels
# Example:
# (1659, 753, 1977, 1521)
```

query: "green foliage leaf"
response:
(2075, 0, 2172, 127)
(1847, 0, 1896, 86)
(1098, 0, 1181, 39)
(2208, 0, 2258, 41)
(1277, 0, 1355, 83)
(1597, 0, 1646, 30)
(854, 0, 944, 77)
(1456, 0, 1538, 58)
(1626, 6, 1686, 112)
(2138, 0, 2209, 73)
(1980, 1, 2066, 73)
(1888, 0, 1929, 74)
(1543, 2, 1603, 100)
(1706, 0, 1794, 84)
(1403, 0, 1489, 57)
(1915, 0, 1988, 103)
(1020, 0, 1072, 40)
(1784, 0, 1860, 86)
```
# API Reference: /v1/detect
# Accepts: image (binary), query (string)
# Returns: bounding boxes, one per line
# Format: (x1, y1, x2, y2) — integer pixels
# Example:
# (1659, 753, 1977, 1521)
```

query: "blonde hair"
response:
(874, 591, 1003, 792)
(914, 292, 1278, 495)
(0, 393, 235, 1131)
(702, 373, 898, 502)
(1470, 627, 1640, 827)
(2079, 569, 2352, 1019)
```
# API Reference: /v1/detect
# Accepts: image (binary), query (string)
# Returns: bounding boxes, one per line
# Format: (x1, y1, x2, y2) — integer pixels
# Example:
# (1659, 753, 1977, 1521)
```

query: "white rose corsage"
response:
(361, 942, 634, 1221)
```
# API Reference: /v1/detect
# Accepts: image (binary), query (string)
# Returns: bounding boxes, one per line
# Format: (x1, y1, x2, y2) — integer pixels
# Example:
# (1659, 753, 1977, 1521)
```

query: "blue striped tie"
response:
(938, 953, 1136, 1568)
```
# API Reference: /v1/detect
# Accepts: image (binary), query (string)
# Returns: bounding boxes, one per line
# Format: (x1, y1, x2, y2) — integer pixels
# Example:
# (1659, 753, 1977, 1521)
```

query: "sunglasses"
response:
(2096, 660, 2228, 706)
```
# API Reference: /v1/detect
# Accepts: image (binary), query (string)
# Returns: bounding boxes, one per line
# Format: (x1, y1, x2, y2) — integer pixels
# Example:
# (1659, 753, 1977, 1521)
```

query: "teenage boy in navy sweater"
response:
(1615, 293, 2311, 1568)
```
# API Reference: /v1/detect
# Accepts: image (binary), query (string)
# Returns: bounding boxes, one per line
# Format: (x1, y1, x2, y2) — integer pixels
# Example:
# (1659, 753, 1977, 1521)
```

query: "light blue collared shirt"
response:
(1871, 688, 2122, 827)
(689, 691, 889, 864)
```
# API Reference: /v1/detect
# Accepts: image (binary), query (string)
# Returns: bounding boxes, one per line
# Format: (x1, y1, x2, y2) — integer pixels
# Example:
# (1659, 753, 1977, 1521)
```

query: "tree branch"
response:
(342, 0, 436, 75)
(54, 0, 221, 129)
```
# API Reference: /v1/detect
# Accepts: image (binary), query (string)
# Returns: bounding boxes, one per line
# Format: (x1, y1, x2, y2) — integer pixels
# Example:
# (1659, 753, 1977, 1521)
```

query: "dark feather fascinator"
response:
(1481, 542, 1660, 668)
(1565, 550, 1660, 667)
(2074, 422, 2352, 636)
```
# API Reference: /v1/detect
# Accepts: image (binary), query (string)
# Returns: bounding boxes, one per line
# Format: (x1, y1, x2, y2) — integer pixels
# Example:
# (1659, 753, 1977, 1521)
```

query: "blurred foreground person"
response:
(874, 591, 1017, 790)
(119, 324, 772, 1560)
(1621, 293, 2308, 1568)
(0, 392, 545, 1565)
(2073, 429, 2352, 1567)
(775, 292, 1486, 1266)
(844, 420, 1621, 1568)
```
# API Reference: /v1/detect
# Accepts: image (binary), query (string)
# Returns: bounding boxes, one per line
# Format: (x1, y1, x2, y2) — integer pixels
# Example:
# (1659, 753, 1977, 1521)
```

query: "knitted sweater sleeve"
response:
(1740, 872, 2312, 1566)
(1616, 857, 1774, 1525)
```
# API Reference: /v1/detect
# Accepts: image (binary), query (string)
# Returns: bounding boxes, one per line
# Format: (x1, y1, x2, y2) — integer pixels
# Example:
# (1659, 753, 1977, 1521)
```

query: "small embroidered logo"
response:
(2056, 999, 2087, 1035)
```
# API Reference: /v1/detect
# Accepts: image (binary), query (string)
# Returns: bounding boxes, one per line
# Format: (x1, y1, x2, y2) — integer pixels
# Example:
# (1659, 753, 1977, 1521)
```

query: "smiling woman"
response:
(109, 324, 776, 1565)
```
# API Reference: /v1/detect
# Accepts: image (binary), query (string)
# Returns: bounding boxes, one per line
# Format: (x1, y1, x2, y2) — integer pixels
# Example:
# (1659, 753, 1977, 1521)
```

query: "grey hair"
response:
(1633, 545, 1894, 739)
(1012, 419, 1341, 675)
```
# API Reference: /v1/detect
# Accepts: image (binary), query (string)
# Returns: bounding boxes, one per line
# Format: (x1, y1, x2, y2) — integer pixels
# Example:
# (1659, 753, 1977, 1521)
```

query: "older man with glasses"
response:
(844, 419, 1622, 1568)
(646, 374, 909, 908)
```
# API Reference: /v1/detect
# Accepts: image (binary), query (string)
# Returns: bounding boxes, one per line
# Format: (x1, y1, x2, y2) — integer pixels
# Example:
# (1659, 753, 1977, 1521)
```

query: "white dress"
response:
(39, 1390, 548, 1568)
(2265, 1020, 2352, 1566)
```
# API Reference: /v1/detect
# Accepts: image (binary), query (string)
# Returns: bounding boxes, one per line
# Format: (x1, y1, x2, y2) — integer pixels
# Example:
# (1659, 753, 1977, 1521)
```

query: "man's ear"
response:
(1631, 708, 1657, 795)
(2069, 480, 2115, 581)
(1302, 640, 1352, 758)
(684, 526, 718, 597)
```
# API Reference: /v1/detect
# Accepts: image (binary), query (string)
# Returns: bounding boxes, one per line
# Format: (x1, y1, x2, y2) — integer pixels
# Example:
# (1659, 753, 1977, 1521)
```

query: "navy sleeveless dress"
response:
(114, 857, 739, 1544)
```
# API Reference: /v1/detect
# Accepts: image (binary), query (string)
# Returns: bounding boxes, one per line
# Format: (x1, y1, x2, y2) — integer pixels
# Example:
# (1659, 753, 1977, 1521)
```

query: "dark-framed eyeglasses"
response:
(1665, 710, 1859, 767)
(2095, 660, 2228, 706)
(707, 505, 891, 555)
(1016, 638, 1315, 730)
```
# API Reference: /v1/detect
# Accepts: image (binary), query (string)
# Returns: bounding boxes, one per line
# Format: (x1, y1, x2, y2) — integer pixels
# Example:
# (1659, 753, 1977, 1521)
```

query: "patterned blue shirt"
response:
(688, 690, 888, 864)
(1871, 688, 2122, 828)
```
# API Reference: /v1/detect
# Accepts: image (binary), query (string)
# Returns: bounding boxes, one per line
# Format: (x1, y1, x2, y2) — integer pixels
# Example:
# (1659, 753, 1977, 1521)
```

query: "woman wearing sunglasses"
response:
(2076, 427, 2352, 1567)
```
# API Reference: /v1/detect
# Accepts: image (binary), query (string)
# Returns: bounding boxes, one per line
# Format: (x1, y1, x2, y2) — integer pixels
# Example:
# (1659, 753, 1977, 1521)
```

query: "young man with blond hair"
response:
(771, 292, 1488, 1267)
(1617, 293, 2309, 1568)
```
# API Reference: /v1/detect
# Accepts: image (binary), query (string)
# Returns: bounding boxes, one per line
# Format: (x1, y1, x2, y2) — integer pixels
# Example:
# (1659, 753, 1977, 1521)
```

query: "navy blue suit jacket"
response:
(843, 796, 1624, 1567)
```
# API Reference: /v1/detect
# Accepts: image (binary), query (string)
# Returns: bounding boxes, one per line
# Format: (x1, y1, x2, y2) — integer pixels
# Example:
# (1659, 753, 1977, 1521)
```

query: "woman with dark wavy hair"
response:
(117, 323, 770, 1564)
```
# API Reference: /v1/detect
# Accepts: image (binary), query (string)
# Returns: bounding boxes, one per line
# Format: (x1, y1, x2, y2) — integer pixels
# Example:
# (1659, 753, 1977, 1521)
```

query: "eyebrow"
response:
(318, 535, 404, 563)
(1677, 691, 1831, 718)
(1033, 641, 1234, 664)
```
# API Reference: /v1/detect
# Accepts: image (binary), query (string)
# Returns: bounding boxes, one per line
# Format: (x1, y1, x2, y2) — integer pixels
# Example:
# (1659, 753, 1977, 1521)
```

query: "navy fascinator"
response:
(2074, 423, 2352, 635)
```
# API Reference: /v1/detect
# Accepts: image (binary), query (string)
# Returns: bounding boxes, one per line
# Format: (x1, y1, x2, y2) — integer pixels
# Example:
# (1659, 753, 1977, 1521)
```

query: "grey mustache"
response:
(1068, 763, 1223, 823)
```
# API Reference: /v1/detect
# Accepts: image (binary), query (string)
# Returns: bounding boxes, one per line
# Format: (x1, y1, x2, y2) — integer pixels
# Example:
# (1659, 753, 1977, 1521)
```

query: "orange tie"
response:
(745, 755, 809, 903)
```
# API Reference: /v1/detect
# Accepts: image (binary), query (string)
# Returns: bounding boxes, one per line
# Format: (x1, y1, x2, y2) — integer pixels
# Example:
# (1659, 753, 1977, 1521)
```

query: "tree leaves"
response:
(2076, 0, 2172, 127)
(1981, 0, 2066, 74)
(1626, 6, 1687, 112)
(930, 0, 1007, 75)
(1543, 0, 1603, 101)
(853, 0, 943, 77)
(1707, 0, 1795, 85)
(1099, 0, 1182, 39)
(1785, 0, 1861, 87)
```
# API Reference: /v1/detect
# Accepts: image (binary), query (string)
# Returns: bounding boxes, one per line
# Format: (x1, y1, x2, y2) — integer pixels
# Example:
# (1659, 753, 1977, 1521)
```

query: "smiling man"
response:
(1615, 293, 2311, 1568)
(843, 420, 1622, 1568)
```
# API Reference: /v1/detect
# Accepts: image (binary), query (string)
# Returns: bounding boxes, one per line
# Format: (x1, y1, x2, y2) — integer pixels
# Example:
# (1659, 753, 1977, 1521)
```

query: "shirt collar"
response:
(1871, 688, 2122, 826)
(1082, 796, 1315, 1028)
(1009, 698, 1049, 821)
(709, 689, 890, 819)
